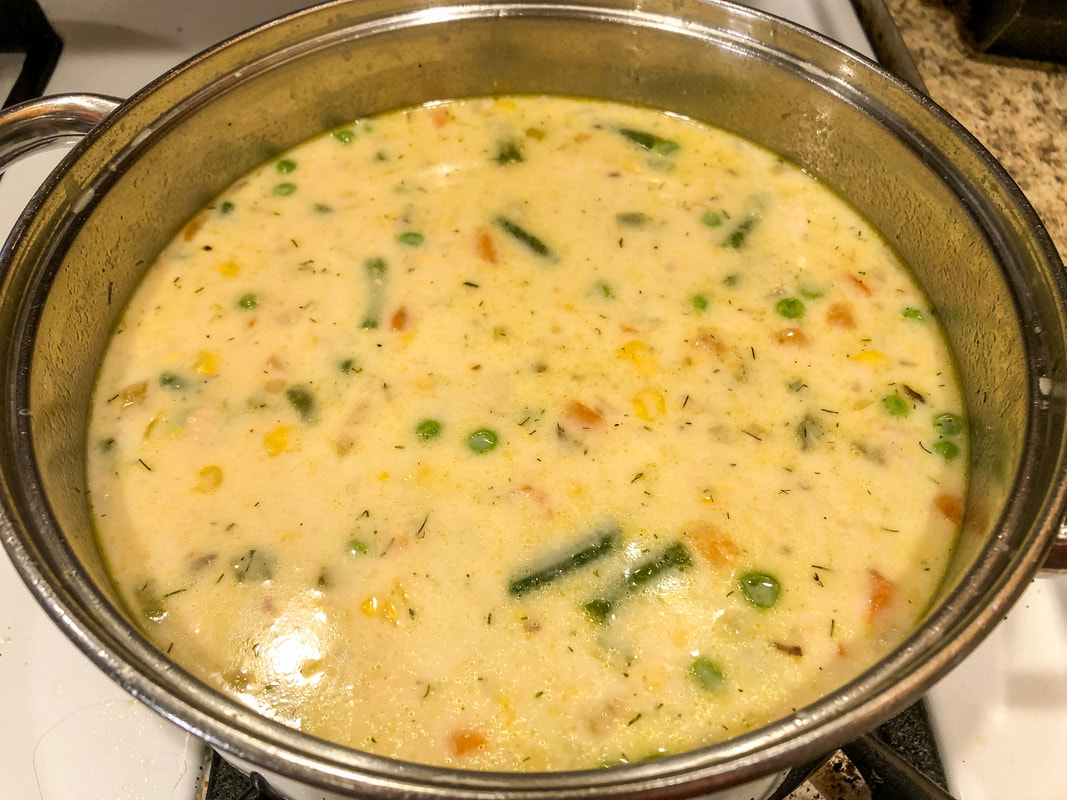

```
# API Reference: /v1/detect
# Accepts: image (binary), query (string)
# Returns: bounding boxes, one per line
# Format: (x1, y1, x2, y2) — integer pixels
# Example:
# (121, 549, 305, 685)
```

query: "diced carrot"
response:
(682, 522, 739, 570)
(182, 210, 208, 241)
(429, 106, 453, 129)
(692, 327, 725, 355)
(847, 273, 872, 295)
(476, 228, 497, 263)
(866, 568, 895, 625)
(390, 306, 409, 332)
(934, 492, 964, 525)
(774, 328, 808, 345)
(826, 302, 856, 328)
(450, 729, 487, 756)
(565, 401, 603, 426)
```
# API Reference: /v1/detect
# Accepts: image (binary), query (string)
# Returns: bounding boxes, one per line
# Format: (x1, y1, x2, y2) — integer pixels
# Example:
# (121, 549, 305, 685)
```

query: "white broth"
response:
(87, 96, 967, 771)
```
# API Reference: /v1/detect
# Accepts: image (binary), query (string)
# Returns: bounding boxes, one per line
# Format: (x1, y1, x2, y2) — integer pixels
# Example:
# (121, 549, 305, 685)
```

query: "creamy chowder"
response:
(87, 96, 967, 771)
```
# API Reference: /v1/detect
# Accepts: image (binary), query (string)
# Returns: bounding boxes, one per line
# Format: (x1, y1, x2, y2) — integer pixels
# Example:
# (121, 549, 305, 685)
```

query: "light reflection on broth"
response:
(87, 96, 967, 771)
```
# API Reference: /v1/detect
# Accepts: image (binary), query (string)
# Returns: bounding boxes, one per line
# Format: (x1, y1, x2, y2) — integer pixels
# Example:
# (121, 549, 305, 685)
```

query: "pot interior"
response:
(4, 0, 1065, 794)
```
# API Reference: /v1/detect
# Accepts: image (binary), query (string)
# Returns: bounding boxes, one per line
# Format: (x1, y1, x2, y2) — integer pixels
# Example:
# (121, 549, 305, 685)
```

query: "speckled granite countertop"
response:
(884, 0, 1065, 262)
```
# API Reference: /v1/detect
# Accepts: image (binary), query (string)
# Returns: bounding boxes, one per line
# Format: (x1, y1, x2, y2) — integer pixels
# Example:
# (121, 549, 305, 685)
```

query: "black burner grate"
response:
(0, 0, 62, 109)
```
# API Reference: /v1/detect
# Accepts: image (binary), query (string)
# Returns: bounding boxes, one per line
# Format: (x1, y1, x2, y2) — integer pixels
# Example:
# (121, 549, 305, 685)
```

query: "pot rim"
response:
(1, 1, 1064, 796)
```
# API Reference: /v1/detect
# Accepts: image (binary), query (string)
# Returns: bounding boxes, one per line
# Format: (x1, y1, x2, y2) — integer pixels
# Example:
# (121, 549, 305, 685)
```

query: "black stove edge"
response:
(0, 0, 63, 109)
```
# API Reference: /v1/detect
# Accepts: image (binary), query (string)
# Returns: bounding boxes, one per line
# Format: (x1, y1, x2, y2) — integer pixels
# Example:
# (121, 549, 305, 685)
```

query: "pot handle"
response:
(1042, 523, 1067, 574)
(0, 93, 121, 174)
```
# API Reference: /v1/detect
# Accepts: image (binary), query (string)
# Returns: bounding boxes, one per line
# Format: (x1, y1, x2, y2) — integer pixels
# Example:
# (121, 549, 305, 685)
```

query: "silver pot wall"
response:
(1, 1, 1065, 798)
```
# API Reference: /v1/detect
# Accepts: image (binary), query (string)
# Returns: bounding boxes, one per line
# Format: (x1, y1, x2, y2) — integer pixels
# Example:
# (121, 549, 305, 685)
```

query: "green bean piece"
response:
(902, 307, 925, 320)
(690, 656, 725, 691)
(617, 127, 680, 156)
(397, 231, 424, 246)
(932, 440, 960, 460)
(467, 428, 499, 454)
(285, 385, 319, 424)
(231, 548, 275, 583)
(415, 418, 443, 441)
(276, 158, 297, 174)
(339, 358, 362, 375)
(237, 293, 258, 310)
(933, 412, 964, 436)
(616, 212, 649, 228)
(346, 537, 370, 555)
(507, 525, 620, 597)
(882, 394, 909, 417)
(775, 297, 805, 319)
(722, 215, 759, 249)
(800, 286, 824, 299)
(219, 200, 235, 215)
(494, 216, 555, 260)
(626, 542, 693, 591)
(595, 280, 614, 299)
(159, 372, 186, 391)
(361, 257, 388, 329)
(273, 182, 297, 196)
(313, 203, 333, 214)
(585, 541, 693, 623)
(701, 210, 723, 228)
(495, 140, 524, 164)
(738, 571, 781, 609)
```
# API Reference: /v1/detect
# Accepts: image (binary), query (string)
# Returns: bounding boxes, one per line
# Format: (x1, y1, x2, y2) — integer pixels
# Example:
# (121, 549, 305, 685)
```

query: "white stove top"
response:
(1, 2, 1065, 799)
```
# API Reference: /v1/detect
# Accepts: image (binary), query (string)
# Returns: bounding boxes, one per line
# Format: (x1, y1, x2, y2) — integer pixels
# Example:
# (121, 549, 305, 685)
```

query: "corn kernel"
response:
(617, 340, 659, 376)
(219, 260, 240, 277)
(264, 425, 290, 456)
(377, 471, 390, 481)
(194, 465, 223, 492)
(633, 389, 667, 421)
(361, 596, 379, 616)
(853, 350, 886, 364)
(195, 350, 218, 375)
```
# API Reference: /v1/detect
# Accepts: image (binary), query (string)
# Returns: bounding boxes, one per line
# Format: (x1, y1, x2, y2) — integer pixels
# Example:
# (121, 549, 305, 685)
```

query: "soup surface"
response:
(87, 96, 967, 771)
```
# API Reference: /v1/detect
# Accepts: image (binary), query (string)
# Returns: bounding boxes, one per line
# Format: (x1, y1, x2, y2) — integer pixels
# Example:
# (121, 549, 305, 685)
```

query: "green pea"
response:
(933, 412, 964, 436)
(332, 129, 355, 144)
(415, 419, 442, 441)
(159, 372, 185, 390)
(701, 210, 723, 228)
(276, 158, 297, 174)
(273, 182, 297, 196)
(397, 231, 424, 246)
(902, 307, 924, 321)
(882, 394, 910, 417)
(691, 293, 709, 311)
(237, 293, 258, 310)
(775, 297, 805, 319)
(467, 428, 499, 454)
(738, 571, 780, 608)
(933, 440, 960, 460)
(219, 200, 235, 215)
(689, 656, 725, 691)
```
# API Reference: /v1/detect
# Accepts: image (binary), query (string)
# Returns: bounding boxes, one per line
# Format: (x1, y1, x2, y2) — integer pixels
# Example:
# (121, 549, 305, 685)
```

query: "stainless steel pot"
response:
(1, 1, 1065, 798)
